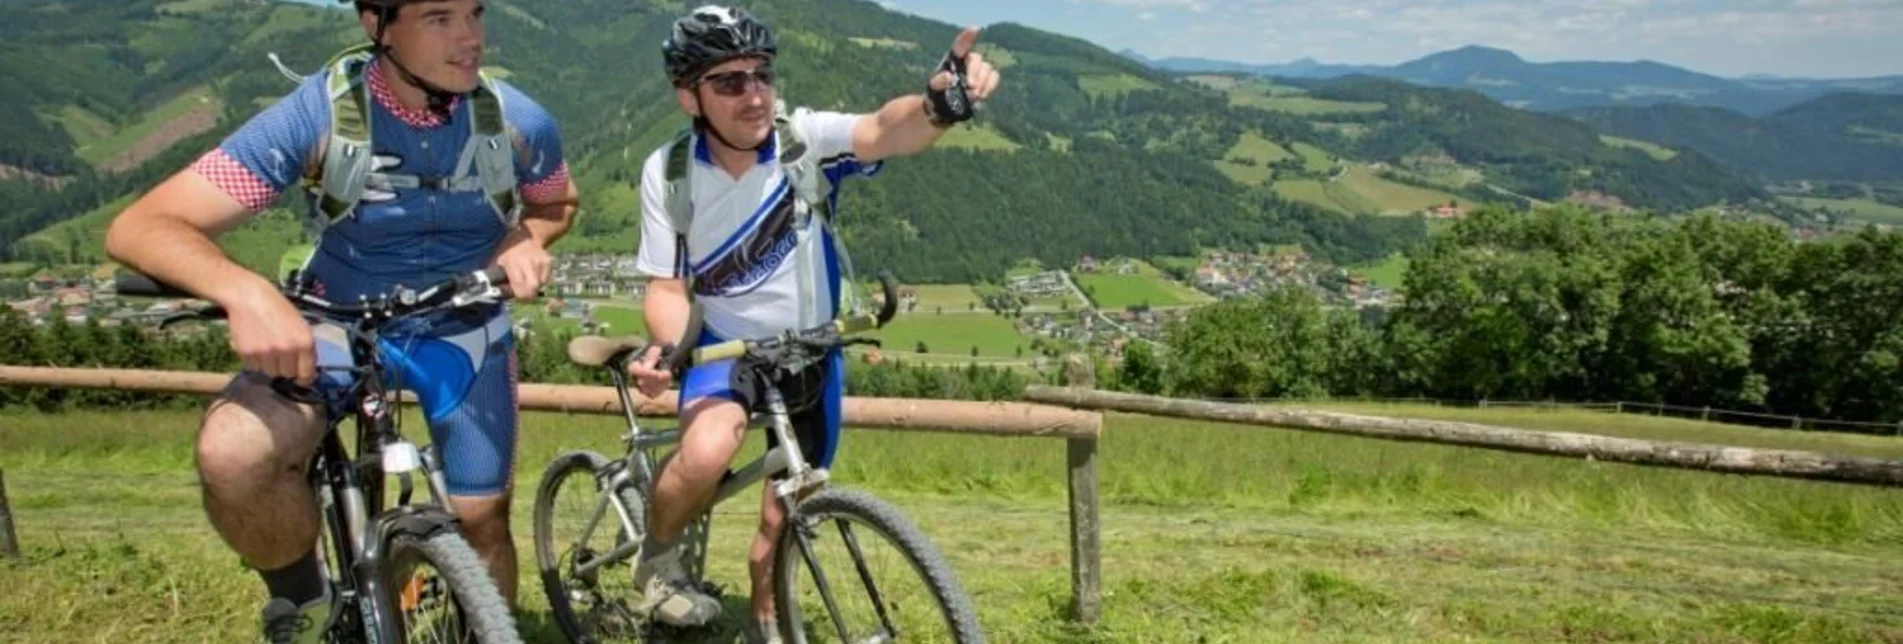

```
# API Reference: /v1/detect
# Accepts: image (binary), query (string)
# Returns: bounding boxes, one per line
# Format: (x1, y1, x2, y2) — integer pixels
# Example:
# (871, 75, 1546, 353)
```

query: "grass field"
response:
(1292, 142, 1334, 174)
(61, 85, 220, 169)
(1078, 74, 1160, 99)
(1351, 254, 1410, 289)
(1213, 132, 1293, 186)
(1600, 135, 1678, 160)
(935, 123, 1022, 152)
(3, 403, 1901, 642)
(865, 310, 1029, 358)
(514, 301, 648, 336)
(1221, 80, 1386, 115)
(1340, 166, 1460, 215)
(1075, 259, 1211, 309)
(1786, 197, 1903, 225)
(1272, 179, 1347, 214)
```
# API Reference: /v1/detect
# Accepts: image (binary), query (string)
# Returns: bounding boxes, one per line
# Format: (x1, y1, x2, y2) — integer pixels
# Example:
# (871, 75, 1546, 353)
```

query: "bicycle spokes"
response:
(781, 512, 960, 643)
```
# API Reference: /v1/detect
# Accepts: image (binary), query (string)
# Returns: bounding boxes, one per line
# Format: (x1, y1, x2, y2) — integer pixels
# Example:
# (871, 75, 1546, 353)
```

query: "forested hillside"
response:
(1566, 93, 1903, 183)
(1, 0, 1774, 283)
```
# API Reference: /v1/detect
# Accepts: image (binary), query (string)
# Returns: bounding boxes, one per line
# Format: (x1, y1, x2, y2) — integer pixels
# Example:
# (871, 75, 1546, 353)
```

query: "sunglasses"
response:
(696, 66, 775, 97)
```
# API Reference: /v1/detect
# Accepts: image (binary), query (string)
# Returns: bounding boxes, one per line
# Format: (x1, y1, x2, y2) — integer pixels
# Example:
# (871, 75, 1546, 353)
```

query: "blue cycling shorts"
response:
(310, 311, 518, 497)
(678, 328, 845, 473)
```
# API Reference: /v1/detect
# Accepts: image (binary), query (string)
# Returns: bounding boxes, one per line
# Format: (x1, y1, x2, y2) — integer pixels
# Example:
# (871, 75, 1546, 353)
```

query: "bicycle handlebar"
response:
(115, 266, 512, 326)
(652, 270, 901, 373)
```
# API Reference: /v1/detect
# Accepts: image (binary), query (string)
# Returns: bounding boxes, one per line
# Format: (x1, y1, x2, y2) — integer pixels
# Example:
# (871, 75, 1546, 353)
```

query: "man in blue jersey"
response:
(622, 5, 1001, 638)
(104, 0, 576, 641)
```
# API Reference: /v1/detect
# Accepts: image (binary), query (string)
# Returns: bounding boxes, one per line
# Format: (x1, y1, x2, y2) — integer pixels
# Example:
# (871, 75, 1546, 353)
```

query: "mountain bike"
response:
(115, 267, 524, 644)
(532, 271, 985, 643)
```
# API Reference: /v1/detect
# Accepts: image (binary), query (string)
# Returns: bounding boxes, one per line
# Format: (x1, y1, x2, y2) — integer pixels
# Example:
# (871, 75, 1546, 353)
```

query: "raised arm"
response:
(851, 26, 1002, 162)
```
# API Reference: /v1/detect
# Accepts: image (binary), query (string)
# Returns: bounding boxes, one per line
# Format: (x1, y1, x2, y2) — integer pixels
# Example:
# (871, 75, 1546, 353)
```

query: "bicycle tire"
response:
(381, 530, 524, 644)
(534, 450, 649, 643)
(773, 487, 985, 644)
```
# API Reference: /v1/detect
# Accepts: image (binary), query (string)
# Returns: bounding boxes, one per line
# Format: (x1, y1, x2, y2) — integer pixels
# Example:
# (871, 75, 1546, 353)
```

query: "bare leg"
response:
(750, 479, 788, 624)
(646, 397, 748, 542)
(197, 372, 328, 573)
(450, 493, 516, 608)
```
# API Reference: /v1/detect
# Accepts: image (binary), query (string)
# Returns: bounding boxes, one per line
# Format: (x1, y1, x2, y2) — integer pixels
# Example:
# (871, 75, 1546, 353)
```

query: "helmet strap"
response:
(373, 5, 459, 122)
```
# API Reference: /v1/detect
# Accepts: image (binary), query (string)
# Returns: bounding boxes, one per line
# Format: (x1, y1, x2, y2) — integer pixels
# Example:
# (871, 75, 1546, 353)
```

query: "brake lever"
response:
(452, 272, 505, 308)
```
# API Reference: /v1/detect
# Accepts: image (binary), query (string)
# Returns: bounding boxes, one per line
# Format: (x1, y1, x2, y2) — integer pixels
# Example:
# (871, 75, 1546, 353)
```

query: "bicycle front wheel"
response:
(382, 530, 524, 644)
(774, 488, 985, 644)
(533, 450, 649, 643)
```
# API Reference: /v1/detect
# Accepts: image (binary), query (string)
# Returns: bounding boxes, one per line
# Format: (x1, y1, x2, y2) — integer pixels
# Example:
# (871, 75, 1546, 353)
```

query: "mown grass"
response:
(1600, 134, 1678, 160)
(864, 310, 1029, 358)
(3, 404, 1901, 642)
(1351, 254, 1409, 289)
(1785, 197, 1903, 225)
(935, 123, 1022, 152)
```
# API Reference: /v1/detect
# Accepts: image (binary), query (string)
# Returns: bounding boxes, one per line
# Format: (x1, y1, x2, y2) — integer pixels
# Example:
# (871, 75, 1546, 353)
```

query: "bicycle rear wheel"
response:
(381, 530, 524, 643)
(534, 450, 649, 643)
(773, 488, 985, 644)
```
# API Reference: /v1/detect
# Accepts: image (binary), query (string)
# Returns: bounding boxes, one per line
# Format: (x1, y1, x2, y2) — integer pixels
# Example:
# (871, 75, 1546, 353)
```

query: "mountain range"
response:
(0, 0, 1862, 285)
(1124, 46, 1903, 116)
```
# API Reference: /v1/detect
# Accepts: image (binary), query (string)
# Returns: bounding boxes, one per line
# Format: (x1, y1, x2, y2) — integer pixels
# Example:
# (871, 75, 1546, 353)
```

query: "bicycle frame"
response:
(310, 318, 463, 643)
(562, 363, 820, 583)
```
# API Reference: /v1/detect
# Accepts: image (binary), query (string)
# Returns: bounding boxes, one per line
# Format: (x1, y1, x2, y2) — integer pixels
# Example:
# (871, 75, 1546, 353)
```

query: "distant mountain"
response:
(1566, 93, 1903, 182)
(1125, 45, 1903, 116)
(1128, 51, 1383, 79)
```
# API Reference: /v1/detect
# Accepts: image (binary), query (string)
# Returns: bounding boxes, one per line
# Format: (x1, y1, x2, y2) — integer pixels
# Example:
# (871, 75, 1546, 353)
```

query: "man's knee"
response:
(670, 398, 748, 484)
(196, 373, 325, 485)
(452, 495, 513, 548)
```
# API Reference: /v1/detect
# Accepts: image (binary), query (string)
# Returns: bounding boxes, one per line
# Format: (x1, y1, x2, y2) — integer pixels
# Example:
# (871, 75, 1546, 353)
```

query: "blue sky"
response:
(879, 0, 1903, 79)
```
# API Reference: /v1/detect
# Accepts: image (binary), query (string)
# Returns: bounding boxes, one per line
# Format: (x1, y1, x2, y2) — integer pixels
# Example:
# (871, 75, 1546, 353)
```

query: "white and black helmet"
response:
(662, 5, 778, 86)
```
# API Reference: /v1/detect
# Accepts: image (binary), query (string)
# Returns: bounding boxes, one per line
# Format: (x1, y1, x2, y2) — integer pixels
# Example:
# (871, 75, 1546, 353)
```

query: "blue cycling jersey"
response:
(191, 55, 568, 497)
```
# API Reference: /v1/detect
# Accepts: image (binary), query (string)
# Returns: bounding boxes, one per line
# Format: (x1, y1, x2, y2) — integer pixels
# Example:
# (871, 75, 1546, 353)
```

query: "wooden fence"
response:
(0, 363, 1109, 622)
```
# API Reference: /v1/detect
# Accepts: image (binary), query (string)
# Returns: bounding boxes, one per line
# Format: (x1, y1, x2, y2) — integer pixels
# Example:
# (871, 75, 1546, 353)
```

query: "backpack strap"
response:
(301, 44, 523, 231)
(661, 126, 696, 284)
(304, 43, 378, 225)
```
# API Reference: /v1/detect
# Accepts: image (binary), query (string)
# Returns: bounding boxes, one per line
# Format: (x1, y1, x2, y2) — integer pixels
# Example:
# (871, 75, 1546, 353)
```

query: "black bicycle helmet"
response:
(662, 5, 778, 86)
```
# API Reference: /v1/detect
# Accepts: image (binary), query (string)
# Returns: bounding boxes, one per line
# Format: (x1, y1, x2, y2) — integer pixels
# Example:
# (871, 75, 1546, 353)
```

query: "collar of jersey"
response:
(367, 57, 462, 129)
(693, 127, 777, 167)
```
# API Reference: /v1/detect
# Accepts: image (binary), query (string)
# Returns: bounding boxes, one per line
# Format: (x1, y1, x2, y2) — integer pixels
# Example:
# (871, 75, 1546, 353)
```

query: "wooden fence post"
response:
(1, 465, 19, 560)
(1063, 354, 1102, 625)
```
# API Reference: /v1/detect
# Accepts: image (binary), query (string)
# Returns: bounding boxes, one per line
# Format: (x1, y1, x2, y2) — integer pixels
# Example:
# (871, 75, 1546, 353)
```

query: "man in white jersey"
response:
(623, 4, 1001, 637)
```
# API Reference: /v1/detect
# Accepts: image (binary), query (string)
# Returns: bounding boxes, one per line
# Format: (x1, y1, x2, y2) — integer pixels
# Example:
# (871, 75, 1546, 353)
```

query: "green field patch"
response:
(1785, 197, 1903, 225)
(500, 3, 546, 29)
(935, 122, 1021, 152)
(158, 0, 229, 13)
(780, 29, 834, 55)
(1078, 73, 1160, 98)
(53, 105, 112, 151)
(1213, 131, 1294, 186)
(1233, 92, 1386, 115)
(514, 300, 648, 336)
(1351, 254, 1410, 289)
(1341, 166, 1462, 215)
(1272, 179, 1351, 214)
(865, 310, 1029, 358)
(5, 402, 1903, 642)
(1292, 142, 1335, 174)
(1076, 273, 1190, 309)
(847, 37, 918, 51)
(1600, 134, 1678, 160)
(1849, 125, 1903, 146)
(973, 43, 1016, 68)
(72, 85, 220, 169)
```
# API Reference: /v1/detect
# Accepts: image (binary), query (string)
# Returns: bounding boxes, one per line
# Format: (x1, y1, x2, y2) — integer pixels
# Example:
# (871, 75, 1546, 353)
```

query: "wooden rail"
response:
(1025, 385, 1903, 487)
(0, 365, 1107, 623)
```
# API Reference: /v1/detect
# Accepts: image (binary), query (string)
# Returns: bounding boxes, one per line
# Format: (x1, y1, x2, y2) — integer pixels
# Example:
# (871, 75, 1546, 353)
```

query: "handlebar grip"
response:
(114, 272, 194, 298)
(874, 270, 899, 327)
(479, 265, 509, 286)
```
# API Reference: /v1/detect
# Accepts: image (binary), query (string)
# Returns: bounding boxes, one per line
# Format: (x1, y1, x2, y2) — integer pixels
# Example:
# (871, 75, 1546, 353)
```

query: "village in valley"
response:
(2, 246, 1400, 373)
